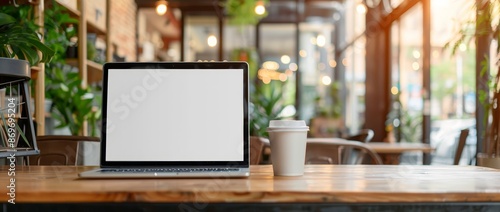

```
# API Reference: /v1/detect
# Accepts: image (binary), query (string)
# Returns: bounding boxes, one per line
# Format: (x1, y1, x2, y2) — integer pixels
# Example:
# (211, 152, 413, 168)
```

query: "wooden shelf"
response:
(55, 0, 81, 18)
(65, 59, 103, 83)
(87, 60, 104, 83)
(30, 66, 41, 79)
(87, 20, 107, 36)
(64, 58, 79, 66)
(48, 0, 109, 136)
(31, 66, 41, 72)
(55, 0, 106, 36)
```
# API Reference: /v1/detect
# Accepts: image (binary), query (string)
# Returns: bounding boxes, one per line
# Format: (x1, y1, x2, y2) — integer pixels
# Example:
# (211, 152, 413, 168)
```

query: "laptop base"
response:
(79, 168, 250, 178)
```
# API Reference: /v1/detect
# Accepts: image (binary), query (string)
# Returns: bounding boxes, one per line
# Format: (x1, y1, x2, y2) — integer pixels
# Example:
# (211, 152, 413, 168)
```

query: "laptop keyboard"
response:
(101, 168, 240, 173)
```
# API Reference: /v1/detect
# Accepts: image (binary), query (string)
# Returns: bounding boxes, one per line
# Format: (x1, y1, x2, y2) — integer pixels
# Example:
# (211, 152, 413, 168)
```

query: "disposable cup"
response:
(267, 120, 309, 176)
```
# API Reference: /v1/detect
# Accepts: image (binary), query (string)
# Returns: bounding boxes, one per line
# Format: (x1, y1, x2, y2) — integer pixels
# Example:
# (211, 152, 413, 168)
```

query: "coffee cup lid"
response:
(267, 120, 309, 131)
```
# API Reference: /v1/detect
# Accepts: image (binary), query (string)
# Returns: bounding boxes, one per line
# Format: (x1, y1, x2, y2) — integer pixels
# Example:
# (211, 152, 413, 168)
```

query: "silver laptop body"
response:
(79, 62, 250, 178)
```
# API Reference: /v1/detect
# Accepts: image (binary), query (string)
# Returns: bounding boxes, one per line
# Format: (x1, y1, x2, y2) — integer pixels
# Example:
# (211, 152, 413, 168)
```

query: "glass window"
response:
(430, 0, 476, 164)
(223, 24, 256, 60)
(183, 15, 219, 61)
(137, 8, 181, 62)
(344, 0, 366, 133)
(397, 3, 423, 143)
(298, 22, 335, 123)
(258, 23, 297, 116)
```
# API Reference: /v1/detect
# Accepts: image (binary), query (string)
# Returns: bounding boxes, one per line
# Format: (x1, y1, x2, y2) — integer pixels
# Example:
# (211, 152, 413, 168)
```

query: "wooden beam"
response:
(422, 0, 431, 164)
(33, 0, 45, 135)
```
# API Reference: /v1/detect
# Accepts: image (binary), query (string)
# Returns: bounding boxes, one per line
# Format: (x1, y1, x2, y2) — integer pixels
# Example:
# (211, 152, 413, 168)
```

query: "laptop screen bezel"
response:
(100, 62, 249, 168)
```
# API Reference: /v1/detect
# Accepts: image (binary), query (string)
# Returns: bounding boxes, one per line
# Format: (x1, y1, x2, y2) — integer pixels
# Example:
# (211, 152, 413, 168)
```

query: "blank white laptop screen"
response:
(105, 69, 243, 161)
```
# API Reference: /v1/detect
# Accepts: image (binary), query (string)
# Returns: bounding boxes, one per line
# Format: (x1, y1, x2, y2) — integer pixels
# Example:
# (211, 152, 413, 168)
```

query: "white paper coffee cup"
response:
(267, 120, 309, 176)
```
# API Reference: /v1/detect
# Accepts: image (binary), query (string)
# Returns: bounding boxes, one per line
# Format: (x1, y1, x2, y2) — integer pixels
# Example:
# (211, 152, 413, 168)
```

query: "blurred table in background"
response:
(367, 142, 434, 164)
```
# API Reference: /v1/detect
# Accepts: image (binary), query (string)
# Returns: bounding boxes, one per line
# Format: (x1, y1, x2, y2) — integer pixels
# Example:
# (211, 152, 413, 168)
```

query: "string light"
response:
(316, 34, 326, 47)
(459, 43, 467, 52)
(321, 76, 332, 85)
(329, 60, 337, 68)
(299, 50, 307, 57)
(281, 55, 291, 64)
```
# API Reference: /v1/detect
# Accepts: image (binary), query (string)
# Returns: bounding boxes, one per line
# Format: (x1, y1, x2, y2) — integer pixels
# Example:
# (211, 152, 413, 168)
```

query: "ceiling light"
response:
(156, 0, 168, 16)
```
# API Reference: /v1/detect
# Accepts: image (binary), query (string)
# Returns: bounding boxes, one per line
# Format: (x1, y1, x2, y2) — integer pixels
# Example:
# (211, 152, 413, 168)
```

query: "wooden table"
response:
(2, 165, 500, 211)
(366, 142, 434, 164)
(307, 138, 434, 164)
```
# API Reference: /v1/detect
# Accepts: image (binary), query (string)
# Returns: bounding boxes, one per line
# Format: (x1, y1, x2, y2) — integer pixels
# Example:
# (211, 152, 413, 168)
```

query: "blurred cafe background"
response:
(1, 0, 497, 166)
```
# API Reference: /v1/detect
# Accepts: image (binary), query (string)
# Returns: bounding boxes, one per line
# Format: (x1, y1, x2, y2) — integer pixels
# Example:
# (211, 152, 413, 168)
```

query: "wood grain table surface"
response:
(1, 165, 500, 204)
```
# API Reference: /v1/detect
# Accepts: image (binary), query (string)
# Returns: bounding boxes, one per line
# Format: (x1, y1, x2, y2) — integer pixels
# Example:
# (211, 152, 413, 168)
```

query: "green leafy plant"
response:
(42, 1, 101, 136)
(47, 66, 101, 136)
(0, 4, 54, 150)
(446, 0, 500, 156)
(0, 102, 31, 148)
(250, 81, 291, 137)
(43, 1, 77, 64)
(315, 82, 342, 119)
(0, 7, 54, 66)
(225, 1, 285, 138)
(399, 110, 422, 143)
(225, 0, 269, 26)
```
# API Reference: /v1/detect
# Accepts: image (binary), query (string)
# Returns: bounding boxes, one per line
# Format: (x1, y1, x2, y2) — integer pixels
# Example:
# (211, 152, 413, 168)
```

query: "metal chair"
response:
(250, 136, 269, 165)
(453, 129, 470, 165)
(306, 138, 383, 164)
(343, 129, 375, 143)
(28, 135, 100, 166)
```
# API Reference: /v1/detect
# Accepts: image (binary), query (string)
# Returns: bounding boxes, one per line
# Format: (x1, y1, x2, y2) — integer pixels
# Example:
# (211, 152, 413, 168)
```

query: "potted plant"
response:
(309, 82, 345, 138)
(250, 80, 291, 137)
(46, 66, 101, 136)
(225, 0, 279, 137)
(225, 0, 268, 84)
(447, 1, 500, 168)
(225, 0, 269, 26)
(0, 6, 54, 156)
(0, 10, 54, 65)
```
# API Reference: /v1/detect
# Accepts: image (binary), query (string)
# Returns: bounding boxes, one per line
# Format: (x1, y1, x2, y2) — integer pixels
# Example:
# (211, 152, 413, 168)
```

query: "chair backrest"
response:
(250, 136, 270, 165)
(305, 138, 383, 165)
(29, 135, 100, 166)
(453, 129, 469, 165)
(344, 129, 374, 143)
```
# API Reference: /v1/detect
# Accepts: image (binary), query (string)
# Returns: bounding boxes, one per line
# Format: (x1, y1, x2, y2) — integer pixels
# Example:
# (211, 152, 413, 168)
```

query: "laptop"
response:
(79, 62, 250, 178)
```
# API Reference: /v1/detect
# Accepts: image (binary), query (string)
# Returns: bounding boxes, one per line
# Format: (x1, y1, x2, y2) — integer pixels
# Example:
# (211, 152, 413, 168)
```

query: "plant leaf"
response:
(14, 124, 30, 148)
(0, 13, 16, 27)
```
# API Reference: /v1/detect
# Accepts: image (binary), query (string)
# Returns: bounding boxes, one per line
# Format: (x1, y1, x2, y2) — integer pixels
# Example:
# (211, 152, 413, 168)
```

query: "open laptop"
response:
(79, 62, 250, 178)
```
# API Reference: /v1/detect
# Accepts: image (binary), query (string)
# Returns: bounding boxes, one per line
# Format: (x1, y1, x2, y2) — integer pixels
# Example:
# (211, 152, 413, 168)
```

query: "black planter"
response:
(0, 57, 39, 157)
(65, 45, 78, 58)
